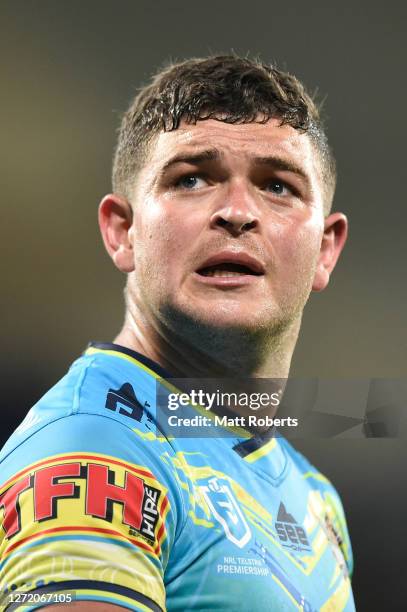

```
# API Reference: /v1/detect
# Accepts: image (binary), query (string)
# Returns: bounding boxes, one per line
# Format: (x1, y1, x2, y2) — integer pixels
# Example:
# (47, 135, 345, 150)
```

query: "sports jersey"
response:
(0, 343, 355, 611)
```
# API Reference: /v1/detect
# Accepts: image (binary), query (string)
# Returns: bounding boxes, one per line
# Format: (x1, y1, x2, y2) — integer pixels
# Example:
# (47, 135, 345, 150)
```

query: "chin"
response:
(201, 310, 265, 329)
(166, 300, 278, 334)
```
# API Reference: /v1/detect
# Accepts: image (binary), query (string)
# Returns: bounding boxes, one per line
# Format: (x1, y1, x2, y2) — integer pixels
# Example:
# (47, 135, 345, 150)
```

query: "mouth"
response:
(194, 252, 265, 287)
(197, 262, 262, 277)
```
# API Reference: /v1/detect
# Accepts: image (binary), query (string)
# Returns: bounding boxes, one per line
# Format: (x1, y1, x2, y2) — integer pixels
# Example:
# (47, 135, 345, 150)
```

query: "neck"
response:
(114, 302, 301, 380)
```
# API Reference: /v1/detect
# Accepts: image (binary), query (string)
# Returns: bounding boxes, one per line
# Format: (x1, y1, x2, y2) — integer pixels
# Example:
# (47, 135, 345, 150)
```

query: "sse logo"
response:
(0, 456, 163, 543)
(275, 502, 311, 553)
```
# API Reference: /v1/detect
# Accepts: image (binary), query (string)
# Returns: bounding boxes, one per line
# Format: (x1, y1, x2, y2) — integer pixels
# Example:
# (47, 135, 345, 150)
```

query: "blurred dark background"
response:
(1, 1, 406, 609)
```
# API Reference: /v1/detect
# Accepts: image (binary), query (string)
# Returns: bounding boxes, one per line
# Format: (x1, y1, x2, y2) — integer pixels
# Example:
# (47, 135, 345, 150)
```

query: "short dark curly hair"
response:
(113, 55, 336, 212)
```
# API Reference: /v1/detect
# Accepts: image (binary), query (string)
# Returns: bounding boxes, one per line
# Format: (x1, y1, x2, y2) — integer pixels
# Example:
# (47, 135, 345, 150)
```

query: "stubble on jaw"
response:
(163, 297, 303, 371)
(124, 267, 304, 378)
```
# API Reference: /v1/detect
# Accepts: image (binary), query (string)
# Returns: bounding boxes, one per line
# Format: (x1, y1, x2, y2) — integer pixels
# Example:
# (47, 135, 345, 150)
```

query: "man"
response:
(0, 56, 354, 610)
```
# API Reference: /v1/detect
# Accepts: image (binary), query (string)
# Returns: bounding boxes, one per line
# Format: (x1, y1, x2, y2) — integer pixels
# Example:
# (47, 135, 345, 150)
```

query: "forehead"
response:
(145, 118, 321, 180)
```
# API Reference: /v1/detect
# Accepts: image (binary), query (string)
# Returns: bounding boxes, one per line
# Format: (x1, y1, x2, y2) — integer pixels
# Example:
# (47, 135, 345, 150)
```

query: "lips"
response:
(196, 252, 265, 278)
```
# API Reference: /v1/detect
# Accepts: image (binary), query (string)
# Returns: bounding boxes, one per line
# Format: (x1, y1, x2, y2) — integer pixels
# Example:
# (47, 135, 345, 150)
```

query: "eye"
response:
(175, 175, 208, 190)
(264, 180, 292, 196)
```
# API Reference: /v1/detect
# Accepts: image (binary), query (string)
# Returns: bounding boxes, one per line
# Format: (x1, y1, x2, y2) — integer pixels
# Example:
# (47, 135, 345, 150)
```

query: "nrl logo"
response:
(200, 477, 251, 548)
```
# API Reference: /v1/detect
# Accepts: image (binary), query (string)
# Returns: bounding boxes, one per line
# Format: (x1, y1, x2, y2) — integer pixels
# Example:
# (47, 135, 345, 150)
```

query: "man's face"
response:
(126, 118, 327, 333)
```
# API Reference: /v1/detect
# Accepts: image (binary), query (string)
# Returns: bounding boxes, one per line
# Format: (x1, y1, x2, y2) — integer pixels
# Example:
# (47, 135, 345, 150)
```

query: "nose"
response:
(209, 181, 260, 236)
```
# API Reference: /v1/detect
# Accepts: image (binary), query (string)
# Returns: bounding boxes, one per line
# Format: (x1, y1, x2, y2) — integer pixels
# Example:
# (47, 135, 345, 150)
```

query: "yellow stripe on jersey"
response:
(244, 438, 277, 463)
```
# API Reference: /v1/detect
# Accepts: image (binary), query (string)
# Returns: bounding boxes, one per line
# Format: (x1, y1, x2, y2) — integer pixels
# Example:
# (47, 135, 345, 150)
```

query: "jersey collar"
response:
(86, 342, 282, 460)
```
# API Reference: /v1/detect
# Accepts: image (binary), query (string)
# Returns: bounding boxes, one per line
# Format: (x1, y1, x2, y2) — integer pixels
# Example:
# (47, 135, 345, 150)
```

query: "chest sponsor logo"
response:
(0, 458, 161, 543)
(200, 477, 251, 548)
(275, 502, 311, 552)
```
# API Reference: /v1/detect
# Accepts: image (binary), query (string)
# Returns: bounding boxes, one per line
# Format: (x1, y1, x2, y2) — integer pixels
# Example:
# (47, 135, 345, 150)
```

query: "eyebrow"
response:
(252, 155, 310, 185)
(160, 148, 221, 173)
(159, 148, 310, 186)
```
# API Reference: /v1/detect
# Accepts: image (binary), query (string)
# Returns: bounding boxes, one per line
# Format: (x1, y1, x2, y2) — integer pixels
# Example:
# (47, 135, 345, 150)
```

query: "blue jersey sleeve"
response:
(0, 358, 186, 611)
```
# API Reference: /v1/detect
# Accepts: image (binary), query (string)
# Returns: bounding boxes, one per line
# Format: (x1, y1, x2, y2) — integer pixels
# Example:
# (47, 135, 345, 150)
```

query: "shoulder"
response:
(0, 350, 188, 610)
(1, 351, 171, 460)
(0, 352, 186, 536)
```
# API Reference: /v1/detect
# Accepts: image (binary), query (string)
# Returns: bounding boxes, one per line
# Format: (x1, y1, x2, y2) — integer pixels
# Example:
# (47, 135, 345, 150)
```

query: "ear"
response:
(312, 212, 348, 292)
(98, 194, 135, 273)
